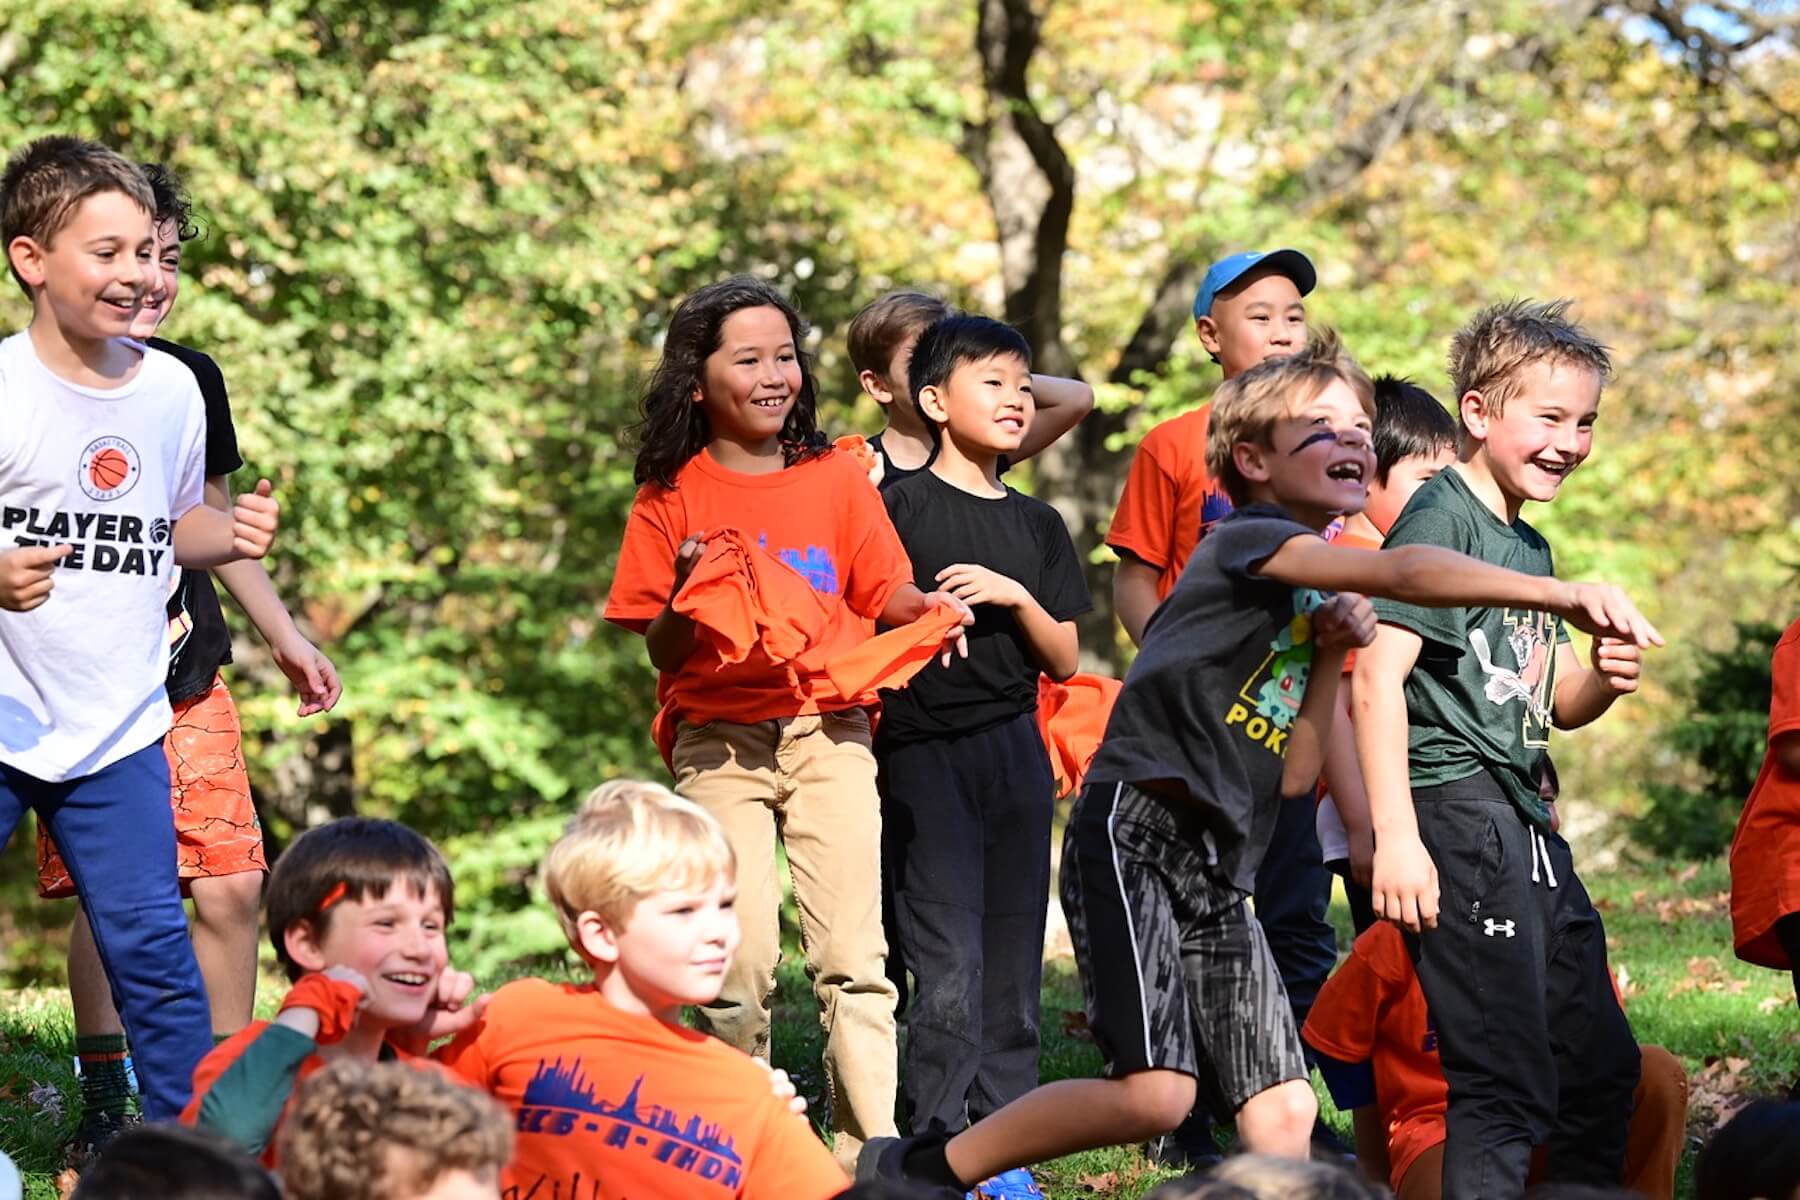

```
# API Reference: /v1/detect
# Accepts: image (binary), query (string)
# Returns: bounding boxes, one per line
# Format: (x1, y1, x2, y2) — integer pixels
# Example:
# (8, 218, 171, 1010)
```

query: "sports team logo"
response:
(78, 436, 142, 502)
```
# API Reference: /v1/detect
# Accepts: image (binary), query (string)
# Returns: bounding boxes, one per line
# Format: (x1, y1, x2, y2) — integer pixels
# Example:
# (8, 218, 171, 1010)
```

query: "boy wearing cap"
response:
(1106, 248, 1338, 1162)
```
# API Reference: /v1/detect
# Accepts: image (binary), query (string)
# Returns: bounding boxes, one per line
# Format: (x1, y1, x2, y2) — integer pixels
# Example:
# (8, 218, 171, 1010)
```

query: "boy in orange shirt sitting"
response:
(183, 817, 478, 1163)
(1303, 908, 1688, 1200)
(436, 780, 849, 1200)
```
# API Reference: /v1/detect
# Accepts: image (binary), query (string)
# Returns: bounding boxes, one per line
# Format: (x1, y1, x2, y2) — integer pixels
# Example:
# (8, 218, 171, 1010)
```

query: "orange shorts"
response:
(37, 674, 267, 899)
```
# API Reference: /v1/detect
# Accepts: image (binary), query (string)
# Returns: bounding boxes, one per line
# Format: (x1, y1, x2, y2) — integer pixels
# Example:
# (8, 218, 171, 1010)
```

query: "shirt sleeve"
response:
(193, 353, 244, 478)
(431, 1013, 495, 1087)
(1772, 623, 1800, 742)
(170, 380, 208, 522)
(1105, 431, 1181, 569)
(184, 1023, 315, 1155)
(1036, 504, 1093, 623)
(603, 487, 682, 633)
(744, 1092, 851, 1200)
(841, 461, 914, 620)
(1211, 512, 1314, 581)
(1300, 943, 1384, 1068)
(1371, 504, 1478, 650)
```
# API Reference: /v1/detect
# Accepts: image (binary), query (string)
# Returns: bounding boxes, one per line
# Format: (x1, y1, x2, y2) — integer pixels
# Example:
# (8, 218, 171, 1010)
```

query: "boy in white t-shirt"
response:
(0, 135, 280, 1120)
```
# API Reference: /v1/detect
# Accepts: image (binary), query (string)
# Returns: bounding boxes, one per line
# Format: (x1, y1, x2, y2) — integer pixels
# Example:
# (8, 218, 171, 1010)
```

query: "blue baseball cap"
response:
(1192, 248, 1317, 319)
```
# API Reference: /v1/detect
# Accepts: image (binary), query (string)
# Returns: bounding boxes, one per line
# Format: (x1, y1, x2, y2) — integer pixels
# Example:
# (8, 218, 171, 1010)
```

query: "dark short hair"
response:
(847, 290, 953, 378)
(141, 161, 201, 242)
(1, 135, 154, 297)
(1696, 1099, 1800, 1200)
(907, 314, 1032, 418)
(266, 818, 455, 981)
(71, 1124, 281, 1200)
(1370, 374, 1457, 483)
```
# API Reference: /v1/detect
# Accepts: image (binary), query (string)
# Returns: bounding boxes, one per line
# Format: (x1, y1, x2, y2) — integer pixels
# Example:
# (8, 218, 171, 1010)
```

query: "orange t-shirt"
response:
(435, 979, 848, 1200)
(604, 448, 913, 726)
(1730, 616, 1800, 968)
(1105, 405, 1234, 600)
(1302, 922, 1447, 1192)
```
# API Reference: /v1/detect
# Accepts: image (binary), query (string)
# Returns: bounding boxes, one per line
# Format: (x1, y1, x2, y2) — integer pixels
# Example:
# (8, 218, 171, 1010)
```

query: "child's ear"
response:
(1194, 315, 1222, 357)
(1232, 439, 1272, 489)
(916, 383, 949, 425)
(857, 368, 893, 406)
(575, 911, 620, 965)
(7, 236, 46, 290)
(284, 919, 330, 975)
(1458, 390, 1490, 439)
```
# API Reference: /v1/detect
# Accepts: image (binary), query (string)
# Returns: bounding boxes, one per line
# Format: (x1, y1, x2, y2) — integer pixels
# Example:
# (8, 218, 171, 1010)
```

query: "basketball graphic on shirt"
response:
(78, 436, 143, 501)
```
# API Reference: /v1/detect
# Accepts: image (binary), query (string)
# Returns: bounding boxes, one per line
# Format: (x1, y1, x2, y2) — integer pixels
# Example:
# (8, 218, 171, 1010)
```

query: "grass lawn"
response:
(2, 858, 1794, 1198)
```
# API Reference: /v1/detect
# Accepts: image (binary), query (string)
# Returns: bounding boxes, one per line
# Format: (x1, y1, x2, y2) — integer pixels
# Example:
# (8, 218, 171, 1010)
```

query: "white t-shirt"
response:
(1315, 789, 1349, 865)
(0, 332, 205, 781)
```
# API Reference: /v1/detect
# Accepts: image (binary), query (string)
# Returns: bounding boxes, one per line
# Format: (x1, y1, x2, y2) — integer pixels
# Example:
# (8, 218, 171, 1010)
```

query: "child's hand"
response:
(273, 632, 343, 717)
(1372, 834, 1439, 933)
(0, 544, 71, 611)
(1555, 583, 1664, 649)
(277, 967, 369, 1045)
(398, 969, 490, 1048)
(920, 590, 974, 667)
(935, 563, 1028, 610)
(1589, 636, 1642, 696)
(231, 479, 280, 560)
(1311, 593, 1376, 652)
(672, 532, 708, 592)
(751, 1058, 808, 1117)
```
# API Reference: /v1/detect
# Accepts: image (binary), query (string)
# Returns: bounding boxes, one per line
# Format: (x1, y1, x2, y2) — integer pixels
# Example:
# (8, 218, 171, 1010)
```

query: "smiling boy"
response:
(436, 780, 847, 1200)
(1354, 301, 1653, 1198)
(861, 330, 1662, 1195)
(873, 316, 1090, 1193)
(183, 817, 472, 1163)
(0, 135, 279, 1120)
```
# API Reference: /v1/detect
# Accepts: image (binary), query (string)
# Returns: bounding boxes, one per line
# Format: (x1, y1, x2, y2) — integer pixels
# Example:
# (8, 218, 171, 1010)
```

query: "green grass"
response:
(2, 859, 1794, 1198)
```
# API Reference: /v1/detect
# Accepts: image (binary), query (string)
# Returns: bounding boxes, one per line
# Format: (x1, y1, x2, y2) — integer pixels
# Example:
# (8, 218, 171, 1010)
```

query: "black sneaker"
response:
(1143, 1130, 1225, 1170)
(66, 1108, 137, 1169)
(855, 1133, 966, 1198)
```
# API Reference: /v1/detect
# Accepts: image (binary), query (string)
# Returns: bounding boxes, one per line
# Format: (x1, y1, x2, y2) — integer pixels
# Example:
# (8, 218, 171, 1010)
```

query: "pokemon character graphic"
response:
(1251, 588, 1329, 731)
(1468, 609, 1557, 742)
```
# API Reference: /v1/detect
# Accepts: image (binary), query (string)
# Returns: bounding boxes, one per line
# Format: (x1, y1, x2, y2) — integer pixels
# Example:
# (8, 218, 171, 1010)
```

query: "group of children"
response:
(3, 130, 1798, 1200)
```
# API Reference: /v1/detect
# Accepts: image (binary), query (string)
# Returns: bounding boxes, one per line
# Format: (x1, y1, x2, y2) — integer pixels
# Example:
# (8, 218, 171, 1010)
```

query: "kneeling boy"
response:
(861, 331, 1660, 1193)
(436, 780, 848, 1200)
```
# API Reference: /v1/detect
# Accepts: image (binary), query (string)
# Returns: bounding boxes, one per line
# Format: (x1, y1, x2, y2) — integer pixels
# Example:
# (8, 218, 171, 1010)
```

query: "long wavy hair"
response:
(633, 275, 828, 489)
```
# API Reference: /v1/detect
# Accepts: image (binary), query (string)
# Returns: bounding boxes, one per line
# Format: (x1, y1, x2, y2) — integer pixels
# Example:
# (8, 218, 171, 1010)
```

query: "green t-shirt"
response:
(1372, 468, 1568, 827)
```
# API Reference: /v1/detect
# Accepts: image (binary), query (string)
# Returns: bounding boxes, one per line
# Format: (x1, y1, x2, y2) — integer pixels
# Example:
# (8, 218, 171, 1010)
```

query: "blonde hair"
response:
(1205, 327, 1375, 505)
(1448, 298, 1611, 431)
(543, 779, 736, 951)
(277, 1061, 512, 1200)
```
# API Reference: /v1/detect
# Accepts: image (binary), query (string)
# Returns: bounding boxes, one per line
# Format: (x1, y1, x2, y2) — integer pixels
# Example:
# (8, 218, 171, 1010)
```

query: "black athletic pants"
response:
(1780, 912, 1800, 1011)
(877, 713, 1055, 1134)
(1407, 775, 1640, 1200)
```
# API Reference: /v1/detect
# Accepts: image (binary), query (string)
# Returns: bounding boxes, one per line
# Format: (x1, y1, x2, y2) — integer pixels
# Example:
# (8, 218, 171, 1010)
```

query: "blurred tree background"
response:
(0, 0, 1795, 982)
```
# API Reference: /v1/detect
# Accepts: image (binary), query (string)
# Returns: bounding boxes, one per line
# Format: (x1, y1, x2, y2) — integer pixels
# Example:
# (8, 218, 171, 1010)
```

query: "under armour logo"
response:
(1483, 918, 1516, 938)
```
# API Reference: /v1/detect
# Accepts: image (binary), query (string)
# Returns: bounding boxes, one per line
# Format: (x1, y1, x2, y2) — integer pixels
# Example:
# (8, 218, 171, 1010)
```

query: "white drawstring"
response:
(1528, 828, 1558, 888)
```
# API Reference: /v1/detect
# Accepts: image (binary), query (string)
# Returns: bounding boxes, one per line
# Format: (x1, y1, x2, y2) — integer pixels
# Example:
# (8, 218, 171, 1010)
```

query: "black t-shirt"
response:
(1372, 467, 1569, 828)
(877, 471, 1091, 743)
(872, 431, 1008, 492)
(152, 338, 243, 703)
(1085, 504, 1327, 891)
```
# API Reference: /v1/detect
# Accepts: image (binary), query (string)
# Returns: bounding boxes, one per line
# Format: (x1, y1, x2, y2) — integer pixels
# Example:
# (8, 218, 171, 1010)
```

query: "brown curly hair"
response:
(277, 1060, 513, 1200)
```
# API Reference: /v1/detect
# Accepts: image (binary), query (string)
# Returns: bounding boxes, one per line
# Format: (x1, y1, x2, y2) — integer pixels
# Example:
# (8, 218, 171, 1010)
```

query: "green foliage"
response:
(1637, 623, 1783, 858)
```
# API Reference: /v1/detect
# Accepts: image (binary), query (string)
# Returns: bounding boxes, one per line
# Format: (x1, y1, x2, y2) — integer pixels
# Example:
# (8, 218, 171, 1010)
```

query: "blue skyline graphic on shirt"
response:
(521, 1057, 744, 1164)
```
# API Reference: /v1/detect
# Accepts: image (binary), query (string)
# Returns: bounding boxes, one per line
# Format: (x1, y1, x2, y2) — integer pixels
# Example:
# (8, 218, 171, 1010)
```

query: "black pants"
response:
(1779, 912, 1800, 1010)
(1407, 776, 1640, 1200)
(877, 714, 1054, 1134)
(1325, 858, 1378, 936)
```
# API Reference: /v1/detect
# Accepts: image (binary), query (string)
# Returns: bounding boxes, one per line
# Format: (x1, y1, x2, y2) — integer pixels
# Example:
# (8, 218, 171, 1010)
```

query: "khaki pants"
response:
(673, 710, 899, 1162)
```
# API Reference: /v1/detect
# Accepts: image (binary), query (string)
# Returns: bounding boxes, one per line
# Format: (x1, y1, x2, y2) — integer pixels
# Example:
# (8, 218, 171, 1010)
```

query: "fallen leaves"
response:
(1688, 1055, 1755, 1129)
(1076, 1171, 1119, 1193)
(55, 1168, 79, 1199)
(1060, 1009, 1093, 1042)
(1667, 956, 1752, 997)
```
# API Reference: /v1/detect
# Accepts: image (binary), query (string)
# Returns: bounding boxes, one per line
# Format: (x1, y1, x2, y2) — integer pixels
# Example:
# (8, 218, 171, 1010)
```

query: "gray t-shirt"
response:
(1372, 468, 1569, 827)
(1087, 504, 1327, 891)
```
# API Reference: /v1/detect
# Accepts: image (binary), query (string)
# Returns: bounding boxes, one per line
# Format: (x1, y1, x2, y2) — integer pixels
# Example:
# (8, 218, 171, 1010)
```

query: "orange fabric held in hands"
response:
(672, 528, 833, 668)
(832, 434, 881, 480)
(824, 604, 964, 700)
(279, 970, 366, 1045)
(1037, 673, 1123, 798)
(1730, 617, 1800, 969)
